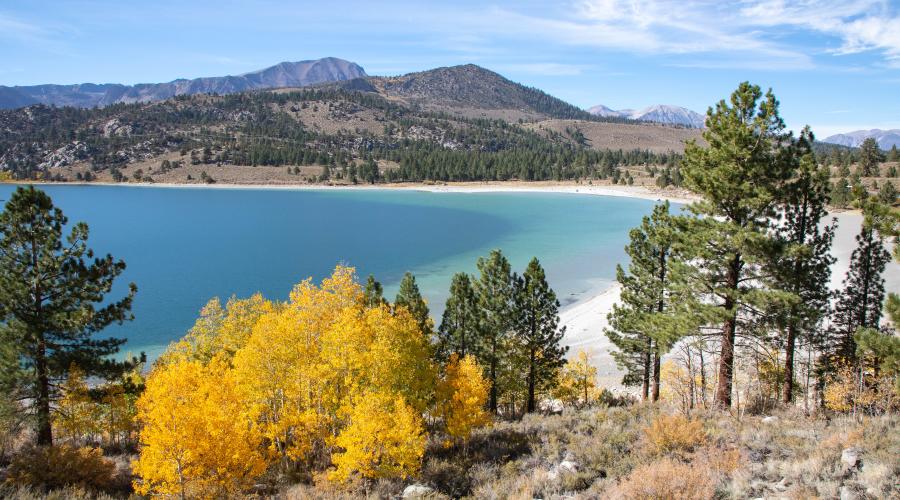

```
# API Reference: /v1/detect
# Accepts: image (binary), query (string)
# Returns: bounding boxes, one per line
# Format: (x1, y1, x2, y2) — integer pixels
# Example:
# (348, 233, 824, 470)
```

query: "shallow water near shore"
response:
(0, 184, 667, 359)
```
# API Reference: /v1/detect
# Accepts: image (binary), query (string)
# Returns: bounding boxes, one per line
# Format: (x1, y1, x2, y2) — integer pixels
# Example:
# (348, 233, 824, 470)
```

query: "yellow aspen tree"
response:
(329, 391, 426, 483)
(232, 301, 322, 462)
(553, 350, 599, 409)
(54, 364, 101, 445)
(162, 293, 273, 364)
(132, 356, 266, 499)
(101, 382, 138, 449)
(435, 354, 490, 444)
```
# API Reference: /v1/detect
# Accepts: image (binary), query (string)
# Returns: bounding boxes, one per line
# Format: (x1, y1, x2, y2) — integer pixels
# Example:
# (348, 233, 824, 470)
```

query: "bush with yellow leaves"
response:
(329, 391, 426, 482)
(435, 354, 491, 443)
(643, 413, 707, 457)
(131, 356, 267, 498)
(552, 350, 600, 409)
(5, 444, 116, 492)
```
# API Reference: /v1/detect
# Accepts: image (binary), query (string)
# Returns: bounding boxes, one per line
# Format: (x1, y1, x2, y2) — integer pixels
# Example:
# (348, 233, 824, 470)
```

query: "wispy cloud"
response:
(413, 0, 900, 71)
(0, 11, 76, 55)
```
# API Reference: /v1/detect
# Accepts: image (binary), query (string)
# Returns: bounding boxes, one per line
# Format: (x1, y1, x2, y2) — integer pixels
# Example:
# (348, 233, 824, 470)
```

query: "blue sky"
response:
(1, 0, 899, 137)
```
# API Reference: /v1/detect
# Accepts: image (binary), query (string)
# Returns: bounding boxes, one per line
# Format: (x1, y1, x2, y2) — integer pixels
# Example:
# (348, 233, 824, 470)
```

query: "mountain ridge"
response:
(0, 57, 367, 109)
(588, 104, 705, 128)
(823, 129, 900, 150)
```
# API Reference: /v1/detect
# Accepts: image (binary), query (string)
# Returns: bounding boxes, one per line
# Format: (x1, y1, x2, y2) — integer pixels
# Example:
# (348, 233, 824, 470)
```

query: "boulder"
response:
(402, 483, 435, 498)
(841, 448, 861, 471)
(547, 452, 579, 481)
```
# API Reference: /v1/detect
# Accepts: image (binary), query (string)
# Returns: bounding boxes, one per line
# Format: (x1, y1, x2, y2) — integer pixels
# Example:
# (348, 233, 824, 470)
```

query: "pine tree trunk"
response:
(489, 347, 498, 413)
(642, 338, 651, 401)
(36, 333, 52, 446)
(782, 320, 797, 404)
(652, 351, 661, 402)
(715, 253, 741, 408)
(527, 349, 536, 413)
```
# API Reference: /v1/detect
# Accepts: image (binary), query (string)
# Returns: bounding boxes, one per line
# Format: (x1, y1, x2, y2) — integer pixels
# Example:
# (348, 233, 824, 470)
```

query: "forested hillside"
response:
(0, 66, 692, 185)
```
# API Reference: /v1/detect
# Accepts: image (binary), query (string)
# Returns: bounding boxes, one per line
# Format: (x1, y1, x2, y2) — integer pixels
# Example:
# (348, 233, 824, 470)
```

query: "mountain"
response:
(588, 104, 705, 128)
(586, 104, 632, 118)
(367, 65, 597, 121)
(0, 57, 367, 109)
(822, 129, 900, 150)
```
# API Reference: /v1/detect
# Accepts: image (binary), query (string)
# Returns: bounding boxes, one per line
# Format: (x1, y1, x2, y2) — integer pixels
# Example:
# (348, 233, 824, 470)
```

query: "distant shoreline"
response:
(2, 179, 700, 205)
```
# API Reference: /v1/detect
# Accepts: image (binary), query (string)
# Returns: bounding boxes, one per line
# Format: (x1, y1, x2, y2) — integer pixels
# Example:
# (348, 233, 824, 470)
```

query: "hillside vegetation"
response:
(0, 65, 693, 185)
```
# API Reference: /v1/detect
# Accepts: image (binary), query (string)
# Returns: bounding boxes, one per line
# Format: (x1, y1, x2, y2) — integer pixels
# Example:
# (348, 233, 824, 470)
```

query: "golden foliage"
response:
(5, 445, 115, 492)
(133, 266, 440, 488)
(553, 350, 600, 409)
(643, 413, 707, 457)
(132, 356, 267, 499)
(435, 354, 491, 442)
(329, 391, 426, 482)
(162, 293, 273, 364)
(54, 365, 101, 445)
(824, 361, 899, 414)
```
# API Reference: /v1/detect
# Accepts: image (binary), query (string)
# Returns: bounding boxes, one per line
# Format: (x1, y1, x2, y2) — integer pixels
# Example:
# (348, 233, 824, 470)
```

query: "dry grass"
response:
(1, 406, 896, 498)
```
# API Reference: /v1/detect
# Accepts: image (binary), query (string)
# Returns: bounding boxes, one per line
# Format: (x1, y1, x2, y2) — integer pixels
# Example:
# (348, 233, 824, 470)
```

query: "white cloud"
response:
(427, 0, 900, 70)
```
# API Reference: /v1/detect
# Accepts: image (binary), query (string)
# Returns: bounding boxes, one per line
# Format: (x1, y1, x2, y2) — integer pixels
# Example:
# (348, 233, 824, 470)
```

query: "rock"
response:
(761, 416, 779, 424)
(547, 453, 579, 481)
(402, 484, 434, 498)
(841, 448, 861, 471)
(840, 485, 857, 500)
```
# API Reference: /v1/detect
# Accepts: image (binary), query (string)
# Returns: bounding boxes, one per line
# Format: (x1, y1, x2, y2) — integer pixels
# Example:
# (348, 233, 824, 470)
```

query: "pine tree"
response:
(831, 178, 851, 208)
(859, 138, 883, 177)
(606, 202, 681, 401)
(363, 275, 387, 308)
(473, 250, 517, 413)
(0, 186, 137, 445)
(769, 129, 836, 403)
(395, 272, 433, 335)
(888, 145, 899, 162)
(514, 258, 568, 412)
(680, 82, 794, 408)
(828, 203, 891, 362)
(437, 272, 482, 361)
(878, 180, 897, 205)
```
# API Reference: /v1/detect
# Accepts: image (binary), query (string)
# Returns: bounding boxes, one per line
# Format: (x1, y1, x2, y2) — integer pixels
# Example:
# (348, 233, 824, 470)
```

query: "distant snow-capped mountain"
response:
(823, 129, 900, 150)
(587, 104, 705, 128)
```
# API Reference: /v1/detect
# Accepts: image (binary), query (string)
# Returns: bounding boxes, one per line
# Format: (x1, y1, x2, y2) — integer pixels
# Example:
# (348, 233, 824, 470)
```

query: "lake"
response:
(0, 184, 665, 359)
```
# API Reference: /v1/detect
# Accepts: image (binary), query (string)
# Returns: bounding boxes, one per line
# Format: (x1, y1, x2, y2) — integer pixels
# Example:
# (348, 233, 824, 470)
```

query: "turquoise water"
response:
(0, 185, 666, 359)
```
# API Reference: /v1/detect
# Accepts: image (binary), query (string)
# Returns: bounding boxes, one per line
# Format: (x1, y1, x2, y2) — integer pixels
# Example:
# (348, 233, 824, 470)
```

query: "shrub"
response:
(643, 413, 706, 456)
(4, 445, 115, 492)
(610, 457, 715, 500)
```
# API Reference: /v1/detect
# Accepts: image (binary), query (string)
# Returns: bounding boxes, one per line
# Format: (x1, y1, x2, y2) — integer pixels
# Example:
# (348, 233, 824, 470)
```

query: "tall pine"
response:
(394, 272, 433, 335)
(363, 274, 387, 308)
(606, 202, 681, 401)
(769, 129, 836, 403)
(514, 258, 568, 412)
(828, 201, 891, 362)
(437, 272, 482, 361)
(473, 249, 517, 413)
(680, 82, 794, 408)
(0, 186, 137, 445)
